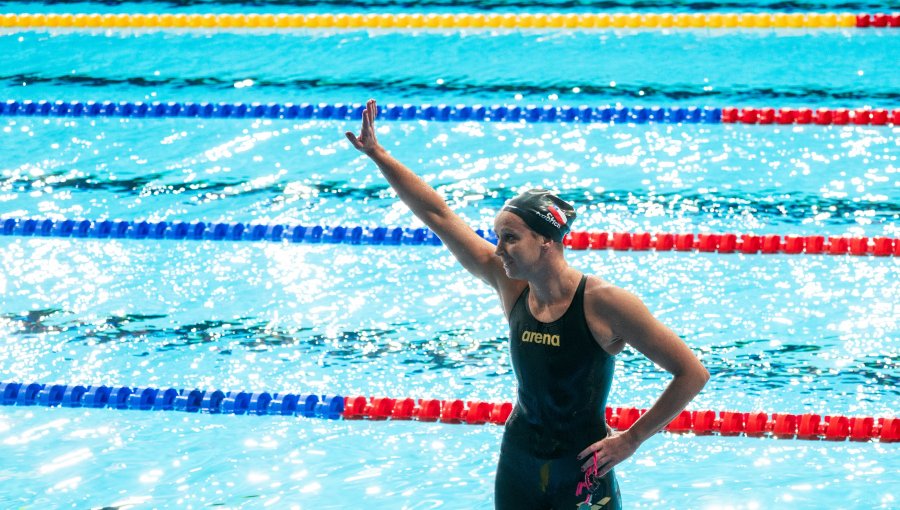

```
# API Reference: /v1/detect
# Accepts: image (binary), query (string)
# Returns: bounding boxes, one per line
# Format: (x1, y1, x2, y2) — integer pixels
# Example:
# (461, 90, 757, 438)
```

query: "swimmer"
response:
(346, 99, 709, 509)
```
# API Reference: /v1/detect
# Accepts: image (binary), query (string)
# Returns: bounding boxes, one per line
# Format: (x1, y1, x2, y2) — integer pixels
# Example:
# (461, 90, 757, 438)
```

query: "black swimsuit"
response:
(495, 275, 621, 509)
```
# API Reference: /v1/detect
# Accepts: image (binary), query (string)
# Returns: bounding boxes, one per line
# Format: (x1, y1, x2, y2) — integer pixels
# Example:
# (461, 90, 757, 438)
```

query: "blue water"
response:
(0, 4, 898, 509)
(1, 31, 898, 108)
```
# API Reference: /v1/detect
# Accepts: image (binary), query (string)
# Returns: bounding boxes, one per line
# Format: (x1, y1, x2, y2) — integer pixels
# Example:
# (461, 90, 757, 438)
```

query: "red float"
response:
(879, 418, 900, 442)
(832, 108, 849, 125)
(805, 235, 825, 254)
(850, 109, 871, 125)
(824, 415, 850, 441)
(795, 108, 813, 124)
(415, 399, 441, 422)
(464, 401, 492, 424)
(440, 399, 465, 423)
(773, 413, 798, 439)
(719, 412, 746, 436)
(775, 108, 795, 124)
(664, 410, 693, 433)
(719, 233, 736, 253)
(850, 417, 875, 442)
(368, 397, 395, 420)
(616, 407, 642, 429)
(746, 412, 769, 437)
(392, 398, 416, 419)
(674, 233, 694, 251)
(813, 108, 833, 125)
(872, 237, 894, 256)
(698, 233, 719, 252)
(740, 234, 760, 254)
(691, 410, 716, 435)
(343, 396, 368, 419)
(654, 233, 674, 251)
(489, 402, 512, 424)
(761, 234, 781, 253)
(589, 232, 608, 249)
(849, 237, 870, 255)
(612, 232, 632, 250)
(827, 236, 849, 255)
(784, 235, 803, 254)
(568, 231, 589, 250)
(797, 414, 822, 440)
(632, 232, 651, 250)
(721, 107, 738, 123)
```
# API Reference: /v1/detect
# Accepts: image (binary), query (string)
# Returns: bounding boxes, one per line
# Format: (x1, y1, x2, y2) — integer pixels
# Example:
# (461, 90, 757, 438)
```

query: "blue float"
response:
(1, 382, 23, 405)
(175, 389, 204, 413)
(317, 395, 345, 419)
(128, 387, 159, 410)
(222, 391, 250, 414)
(296, 394, 320, 418)
(83, 385, 111, 408)
(201, 390, 225, 413)
(37, 384, 67, 406)
(269, 393, 299, 415)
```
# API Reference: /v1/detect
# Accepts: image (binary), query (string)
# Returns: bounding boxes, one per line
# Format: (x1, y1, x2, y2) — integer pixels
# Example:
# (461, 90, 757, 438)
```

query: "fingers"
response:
(367, 98, 377, 121)
(577, 445, 593, 460)
(346, 99, 377, 153)
(581, 451, 605, 472)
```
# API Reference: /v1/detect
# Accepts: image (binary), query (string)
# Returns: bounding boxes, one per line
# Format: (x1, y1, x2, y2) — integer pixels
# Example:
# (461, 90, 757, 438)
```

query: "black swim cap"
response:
(501, 189, 576, 242)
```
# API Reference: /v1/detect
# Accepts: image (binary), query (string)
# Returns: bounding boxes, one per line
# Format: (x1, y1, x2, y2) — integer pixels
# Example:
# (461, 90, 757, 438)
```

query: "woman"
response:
(346, 99, 709, 509)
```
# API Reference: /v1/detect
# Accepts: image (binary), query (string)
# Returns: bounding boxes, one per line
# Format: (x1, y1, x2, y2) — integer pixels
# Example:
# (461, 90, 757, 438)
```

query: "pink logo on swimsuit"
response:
(575, 452, 611, 509)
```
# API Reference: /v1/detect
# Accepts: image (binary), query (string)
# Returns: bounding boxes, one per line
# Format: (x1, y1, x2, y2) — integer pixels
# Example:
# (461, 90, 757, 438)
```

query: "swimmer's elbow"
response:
(675, 361, 709, 393)
(699, 366, 711, 387)
(692, 364, 711, 393)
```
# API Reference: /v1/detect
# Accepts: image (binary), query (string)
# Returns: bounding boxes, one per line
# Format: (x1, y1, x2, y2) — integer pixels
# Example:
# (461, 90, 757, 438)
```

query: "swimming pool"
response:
(0, 2, 898, 508)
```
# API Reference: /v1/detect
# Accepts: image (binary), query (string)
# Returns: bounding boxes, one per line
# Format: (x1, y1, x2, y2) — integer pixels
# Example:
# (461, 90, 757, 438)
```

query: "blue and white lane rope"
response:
(0, 218, 456, 246)
(0, 381, 344, 418)
(4, 100, 898, 126)
(0, 99, 722, 123)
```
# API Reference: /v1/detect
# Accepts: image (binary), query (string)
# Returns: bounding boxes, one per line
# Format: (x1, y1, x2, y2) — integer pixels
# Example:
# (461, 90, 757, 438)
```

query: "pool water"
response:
(0, 3, 898, 509)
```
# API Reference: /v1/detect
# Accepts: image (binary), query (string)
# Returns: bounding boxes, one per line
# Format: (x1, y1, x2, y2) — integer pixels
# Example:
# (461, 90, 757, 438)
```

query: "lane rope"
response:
(1, 218, 897, 257)
(1, 381, 897, 442)
(2, 100, 899, 126)
(0, 12, 898, 30)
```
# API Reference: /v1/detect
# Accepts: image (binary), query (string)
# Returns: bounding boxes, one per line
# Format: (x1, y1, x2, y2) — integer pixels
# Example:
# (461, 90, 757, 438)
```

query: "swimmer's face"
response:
(493, 211, 548, 279)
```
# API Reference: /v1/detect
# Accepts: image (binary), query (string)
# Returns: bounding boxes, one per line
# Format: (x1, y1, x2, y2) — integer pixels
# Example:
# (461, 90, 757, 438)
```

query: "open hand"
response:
(345, 99, 380, 155)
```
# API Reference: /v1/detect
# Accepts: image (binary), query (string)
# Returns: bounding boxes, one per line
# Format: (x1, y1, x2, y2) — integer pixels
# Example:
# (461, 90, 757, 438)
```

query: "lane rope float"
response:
(0, 12, 898, 30)
(1, 218, 897, 257)
(2, 100, 899, 126)
(1, 381, 897, 442)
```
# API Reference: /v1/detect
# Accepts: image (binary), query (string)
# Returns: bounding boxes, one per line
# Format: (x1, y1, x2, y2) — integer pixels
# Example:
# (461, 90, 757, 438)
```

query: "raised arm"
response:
(579, 285, 710, 475)
(346, 99, 508, 292)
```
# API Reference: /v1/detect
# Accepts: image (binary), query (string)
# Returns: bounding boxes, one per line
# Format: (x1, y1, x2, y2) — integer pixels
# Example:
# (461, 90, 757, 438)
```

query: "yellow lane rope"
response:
(0, 12, 873, 30)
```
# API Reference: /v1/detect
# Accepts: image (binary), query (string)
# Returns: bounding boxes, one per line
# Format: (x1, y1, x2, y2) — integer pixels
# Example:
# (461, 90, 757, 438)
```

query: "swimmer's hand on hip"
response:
(577, 430, 640, 477)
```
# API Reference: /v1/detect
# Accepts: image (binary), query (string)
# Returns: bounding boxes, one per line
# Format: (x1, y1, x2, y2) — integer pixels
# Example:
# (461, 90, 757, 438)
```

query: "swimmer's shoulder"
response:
(582, 275, 632, 354)
(583, 274, 631, 305)
(583, 275, 659, 354)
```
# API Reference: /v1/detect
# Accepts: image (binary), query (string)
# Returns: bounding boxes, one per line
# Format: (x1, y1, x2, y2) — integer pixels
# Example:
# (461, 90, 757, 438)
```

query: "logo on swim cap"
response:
(547, 204, 567, 226)
(501, 189, 576, 242)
